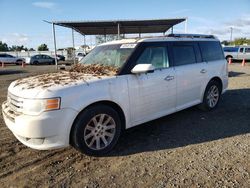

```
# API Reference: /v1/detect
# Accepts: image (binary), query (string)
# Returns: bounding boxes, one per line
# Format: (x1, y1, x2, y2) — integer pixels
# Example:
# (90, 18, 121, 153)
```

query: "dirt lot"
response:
(0, 64, 249, 187)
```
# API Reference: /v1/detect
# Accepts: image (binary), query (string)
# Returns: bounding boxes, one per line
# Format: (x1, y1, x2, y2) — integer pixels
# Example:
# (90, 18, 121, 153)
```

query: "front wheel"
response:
(198, 80, 221, 111)
(70, 104, 122, 156)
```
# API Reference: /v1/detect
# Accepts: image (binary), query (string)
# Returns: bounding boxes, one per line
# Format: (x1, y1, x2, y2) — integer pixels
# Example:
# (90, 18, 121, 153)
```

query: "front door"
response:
(127, 43, 176, 127)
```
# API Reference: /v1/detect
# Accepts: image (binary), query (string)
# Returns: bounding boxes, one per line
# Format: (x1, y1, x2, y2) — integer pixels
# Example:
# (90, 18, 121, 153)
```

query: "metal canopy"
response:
(52, 18, 186, 35)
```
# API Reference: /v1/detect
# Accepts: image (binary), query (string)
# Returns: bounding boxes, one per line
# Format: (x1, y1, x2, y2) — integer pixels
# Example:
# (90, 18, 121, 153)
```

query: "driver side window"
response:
(136, 46, 169, 69)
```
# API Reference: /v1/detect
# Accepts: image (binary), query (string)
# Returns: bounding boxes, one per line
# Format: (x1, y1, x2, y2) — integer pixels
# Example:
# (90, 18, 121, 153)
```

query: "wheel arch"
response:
(210, 76, 223, 93)
(69, 100, 126, 144)
(225, 55, 233, 61)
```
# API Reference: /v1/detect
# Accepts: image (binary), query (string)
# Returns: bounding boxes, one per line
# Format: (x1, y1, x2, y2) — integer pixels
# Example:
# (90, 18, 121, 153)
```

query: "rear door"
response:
(237, 47, 245, 60)
(170, 41, 207, 110)
(244, 47, 250, 59)
(6, 55, 15, 63)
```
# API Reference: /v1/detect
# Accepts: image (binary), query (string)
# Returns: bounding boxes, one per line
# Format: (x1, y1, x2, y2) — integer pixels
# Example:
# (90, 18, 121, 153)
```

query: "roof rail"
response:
(167, 33, 216, 39)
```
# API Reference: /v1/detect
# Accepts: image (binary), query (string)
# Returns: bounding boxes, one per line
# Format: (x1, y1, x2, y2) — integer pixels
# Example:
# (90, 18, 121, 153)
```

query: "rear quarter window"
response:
(245, 48, 250, 53)
(199, 41, 224, 61)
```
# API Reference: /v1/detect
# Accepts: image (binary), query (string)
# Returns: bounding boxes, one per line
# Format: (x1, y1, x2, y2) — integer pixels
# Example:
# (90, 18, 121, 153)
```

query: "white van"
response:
(224, 45, 250, 61)
(2, 34, 228, 156)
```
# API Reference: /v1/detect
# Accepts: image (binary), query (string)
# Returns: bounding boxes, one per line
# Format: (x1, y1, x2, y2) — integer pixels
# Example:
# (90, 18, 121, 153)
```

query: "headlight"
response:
(22, 98, 61, 115)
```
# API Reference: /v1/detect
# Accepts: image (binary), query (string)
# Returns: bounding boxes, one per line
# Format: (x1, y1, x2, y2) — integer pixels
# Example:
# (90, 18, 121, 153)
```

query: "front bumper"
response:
(2, 101, 78, 150)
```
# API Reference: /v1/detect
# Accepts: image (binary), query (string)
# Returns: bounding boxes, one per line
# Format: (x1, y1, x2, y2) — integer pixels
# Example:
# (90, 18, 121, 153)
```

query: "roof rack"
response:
(167, 34, 216, 39)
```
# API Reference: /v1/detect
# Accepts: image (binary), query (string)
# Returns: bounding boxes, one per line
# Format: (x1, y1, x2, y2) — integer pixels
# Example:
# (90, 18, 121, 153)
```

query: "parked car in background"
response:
(0, 53, 25, 65)
(76, 52, 85, 62)
(25, 54, 55, 65)
(56, 55, 65, 61)
(224, 46, 250, 61)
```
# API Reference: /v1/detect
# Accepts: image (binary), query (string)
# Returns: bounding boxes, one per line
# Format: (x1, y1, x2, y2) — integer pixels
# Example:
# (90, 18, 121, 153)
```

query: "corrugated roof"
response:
(50, 18, 186, 35)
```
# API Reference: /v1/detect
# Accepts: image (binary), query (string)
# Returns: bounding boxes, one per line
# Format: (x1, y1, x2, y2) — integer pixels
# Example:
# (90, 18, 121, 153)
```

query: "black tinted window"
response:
(173, 45, 196, 66)
(223, 47, 239, 52)
(200, 41, 224, 61)
(245, 48, 250, 53)
(239, 48, 244, 53)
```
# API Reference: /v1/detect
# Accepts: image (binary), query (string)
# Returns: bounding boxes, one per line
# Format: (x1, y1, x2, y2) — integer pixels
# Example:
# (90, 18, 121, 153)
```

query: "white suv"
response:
(2, 34, 228, 156)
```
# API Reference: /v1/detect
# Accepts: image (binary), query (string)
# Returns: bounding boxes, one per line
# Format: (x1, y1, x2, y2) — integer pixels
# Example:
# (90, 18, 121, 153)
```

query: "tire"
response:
(33, 61, 39, 65)
(16, 60, 22, 65)
(198, 80, 222, 111)
(226, 56, 233, 62)
(70, 104, 122, 156)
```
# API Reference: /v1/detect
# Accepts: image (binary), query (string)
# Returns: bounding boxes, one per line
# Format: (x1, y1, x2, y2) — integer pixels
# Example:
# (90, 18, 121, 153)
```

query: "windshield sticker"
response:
(120, 44, 137, 49)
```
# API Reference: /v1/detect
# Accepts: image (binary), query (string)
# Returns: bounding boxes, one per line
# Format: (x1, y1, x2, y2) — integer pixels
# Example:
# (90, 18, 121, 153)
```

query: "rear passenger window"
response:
(199, 41, 224, 61)
(136, 46, 169, 69)
(173, 45, 196, 66)
(245, 48, 250, 53)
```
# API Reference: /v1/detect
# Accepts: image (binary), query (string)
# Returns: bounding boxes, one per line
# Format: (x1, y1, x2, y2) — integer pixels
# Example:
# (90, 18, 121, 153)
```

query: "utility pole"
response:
(230, 27, 233, 42)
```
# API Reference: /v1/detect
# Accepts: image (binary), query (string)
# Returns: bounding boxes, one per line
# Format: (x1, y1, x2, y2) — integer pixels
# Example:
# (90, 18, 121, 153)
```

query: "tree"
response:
(221, 40, 230, 46)
(37, 44, 49, 51)
(232, 38, 250, 45)
(29, 48, 35, 51)
(9, 45, 28, 51)
(0, 41, 9, 51)
(95, 35, 117, 44)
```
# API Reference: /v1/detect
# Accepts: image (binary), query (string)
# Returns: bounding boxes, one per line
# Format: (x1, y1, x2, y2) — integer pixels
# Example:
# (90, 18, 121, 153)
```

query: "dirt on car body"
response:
(13, 64, 119, 89)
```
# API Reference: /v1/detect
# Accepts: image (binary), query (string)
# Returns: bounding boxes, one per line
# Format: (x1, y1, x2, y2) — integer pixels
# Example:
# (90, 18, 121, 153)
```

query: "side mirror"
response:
(131, 64, 155, 74)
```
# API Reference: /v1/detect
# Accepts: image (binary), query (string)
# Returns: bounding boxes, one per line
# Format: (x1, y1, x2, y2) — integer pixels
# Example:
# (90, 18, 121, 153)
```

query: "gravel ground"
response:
(0, 64, 249, 187)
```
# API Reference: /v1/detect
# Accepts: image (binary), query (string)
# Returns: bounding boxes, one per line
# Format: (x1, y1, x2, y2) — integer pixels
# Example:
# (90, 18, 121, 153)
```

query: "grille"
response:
(3, 93, 23, 122)
(7, 92, 24, 114)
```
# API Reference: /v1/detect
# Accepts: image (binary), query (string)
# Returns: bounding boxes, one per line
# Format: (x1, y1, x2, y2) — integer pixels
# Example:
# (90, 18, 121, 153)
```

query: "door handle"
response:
(200, 69, 207, 74)
(164, 75, 174, 81)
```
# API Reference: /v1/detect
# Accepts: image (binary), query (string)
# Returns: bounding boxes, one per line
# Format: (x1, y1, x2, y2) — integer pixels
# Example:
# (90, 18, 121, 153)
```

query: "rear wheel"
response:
(33, 61, 39, 65)
(16, 60, 22, 65)
(198, 80, 221, 111)
(226, 56, 233, 62)
(70, 104, 122, 156)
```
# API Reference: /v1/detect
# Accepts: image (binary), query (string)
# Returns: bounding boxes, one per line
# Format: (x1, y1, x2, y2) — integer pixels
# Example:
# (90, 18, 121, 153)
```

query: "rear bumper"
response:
(222, 75, 228, 94)
(2, 101, 78, 150)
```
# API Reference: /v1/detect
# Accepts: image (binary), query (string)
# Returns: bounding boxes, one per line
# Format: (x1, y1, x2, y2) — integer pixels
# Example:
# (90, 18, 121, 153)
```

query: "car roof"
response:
(98, 35, 219, 46)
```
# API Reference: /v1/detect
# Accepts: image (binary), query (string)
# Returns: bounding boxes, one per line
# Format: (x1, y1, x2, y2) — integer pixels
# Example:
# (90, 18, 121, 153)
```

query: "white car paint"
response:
(0, 54, 24, 64)
(224, 45, 250, 60)
(2, 37, 228, 150)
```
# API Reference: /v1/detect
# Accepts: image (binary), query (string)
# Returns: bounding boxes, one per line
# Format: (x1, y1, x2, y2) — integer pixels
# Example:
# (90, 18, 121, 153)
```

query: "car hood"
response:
(8, 71, 113, 99)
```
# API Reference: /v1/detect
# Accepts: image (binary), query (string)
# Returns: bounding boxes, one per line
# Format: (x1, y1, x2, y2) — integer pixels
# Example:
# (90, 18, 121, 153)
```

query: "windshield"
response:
(79, 44, 136, 68)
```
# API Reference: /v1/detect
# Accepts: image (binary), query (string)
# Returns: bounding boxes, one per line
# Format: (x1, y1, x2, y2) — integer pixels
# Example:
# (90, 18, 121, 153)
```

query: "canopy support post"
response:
(52, 23, 58, 70)
(117, 23, 120, 40)
(171, 26, 174, 34)
(104, 28, 107, 42)
(185, 18, 188, 33)
(83, 34, 86, 55)
(72, 29, 76, 64)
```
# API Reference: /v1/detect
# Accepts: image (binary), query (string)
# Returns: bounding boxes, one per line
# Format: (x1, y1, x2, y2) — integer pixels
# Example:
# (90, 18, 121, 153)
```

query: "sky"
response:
(0, 0, 250, 50)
